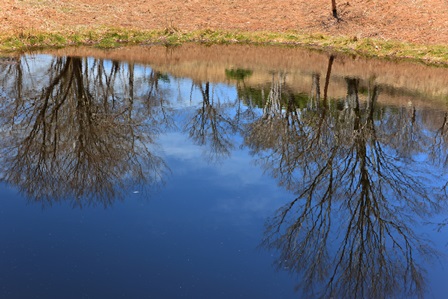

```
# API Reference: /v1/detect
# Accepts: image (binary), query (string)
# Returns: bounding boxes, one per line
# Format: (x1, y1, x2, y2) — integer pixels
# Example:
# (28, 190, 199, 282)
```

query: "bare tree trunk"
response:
(331, 0, 338, 18)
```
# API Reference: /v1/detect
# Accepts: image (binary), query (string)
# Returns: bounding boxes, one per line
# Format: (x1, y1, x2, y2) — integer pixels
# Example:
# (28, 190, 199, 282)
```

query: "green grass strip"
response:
(0, 28, 447, 67)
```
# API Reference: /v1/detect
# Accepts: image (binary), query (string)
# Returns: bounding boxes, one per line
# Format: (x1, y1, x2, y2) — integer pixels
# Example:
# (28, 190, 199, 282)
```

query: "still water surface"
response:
(0, 46, 448, 298)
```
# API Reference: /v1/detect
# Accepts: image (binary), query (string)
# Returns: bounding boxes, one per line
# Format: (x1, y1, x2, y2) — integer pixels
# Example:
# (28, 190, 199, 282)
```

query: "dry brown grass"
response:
(1, 0, 448, 45)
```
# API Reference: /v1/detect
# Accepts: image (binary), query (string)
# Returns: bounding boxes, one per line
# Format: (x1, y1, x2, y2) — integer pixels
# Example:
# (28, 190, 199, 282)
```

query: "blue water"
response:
(0, 133, 297, 299)
(0, 52, 447, 298)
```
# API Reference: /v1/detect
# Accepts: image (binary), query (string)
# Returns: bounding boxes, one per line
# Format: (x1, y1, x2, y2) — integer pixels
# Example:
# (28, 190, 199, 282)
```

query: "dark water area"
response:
(1, 46, 448, 298)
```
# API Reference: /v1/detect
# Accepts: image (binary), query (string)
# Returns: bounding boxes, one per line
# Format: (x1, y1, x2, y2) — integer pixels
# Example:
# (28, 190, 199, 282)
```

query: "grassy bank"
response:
(1, 28, 447, 67)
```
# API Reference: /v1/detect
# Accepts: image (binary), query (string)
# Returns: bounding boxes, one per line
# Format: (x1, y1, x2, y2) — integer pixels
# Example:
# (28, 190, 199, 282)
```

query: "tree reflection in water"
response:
(243, 59, 445, 298)
(0, 56, 170, 207)
(184, 80, 251, 162)
(0, 52, 447, 297)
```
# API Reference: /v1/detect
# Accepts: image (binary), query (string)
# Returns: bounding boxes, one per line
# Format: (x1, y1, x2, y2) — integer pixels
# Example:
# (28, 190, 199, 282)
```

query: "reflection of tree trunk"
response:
(7, 57, 24, 126)
(367, 85, 378, 121)
(15, 60, 23, 105)
(146, 70, 160, 103)
(346, 78, 359, 111)
(128, 63, 134, 119)
(323, 55, 334, 108)
(74, 57, 92, 159)
(411, 106, 416, 124)
(352, 84, 369, 211)
(203, 82, 210, 104)
(311, 73, 321, 109)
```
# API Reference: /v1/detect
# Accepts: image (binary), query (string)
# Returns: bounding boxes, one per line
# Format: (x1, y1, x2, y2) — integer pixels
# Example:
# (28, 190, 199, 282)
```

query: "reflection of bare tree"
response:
(245, 70, 335, 190)
(226, 68, 258, 123)
(382, 106, 429, 160)
(184, 81, 240, 161)
(246, 71, 444, 298)
(0, 56, 170, 207)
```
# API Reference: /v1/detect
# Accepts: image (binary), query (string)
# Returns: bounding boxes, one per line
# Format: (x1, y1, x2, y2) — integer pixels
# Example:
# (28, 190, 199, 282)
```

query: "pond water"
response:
(1, 45, 448, 298)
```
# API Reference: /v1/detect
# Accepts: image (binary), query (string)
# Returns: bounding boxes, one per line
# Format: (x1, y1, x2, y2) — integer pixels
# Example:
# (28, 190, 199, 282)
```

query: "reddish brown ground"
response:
(1, 0, 448, 45)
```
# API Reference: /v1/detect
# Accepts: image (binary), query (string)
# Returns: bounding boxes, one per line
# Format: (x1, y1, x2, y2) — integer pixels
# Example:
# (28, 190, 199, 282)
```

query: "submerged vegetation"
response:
(0, 28, 447, 67)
